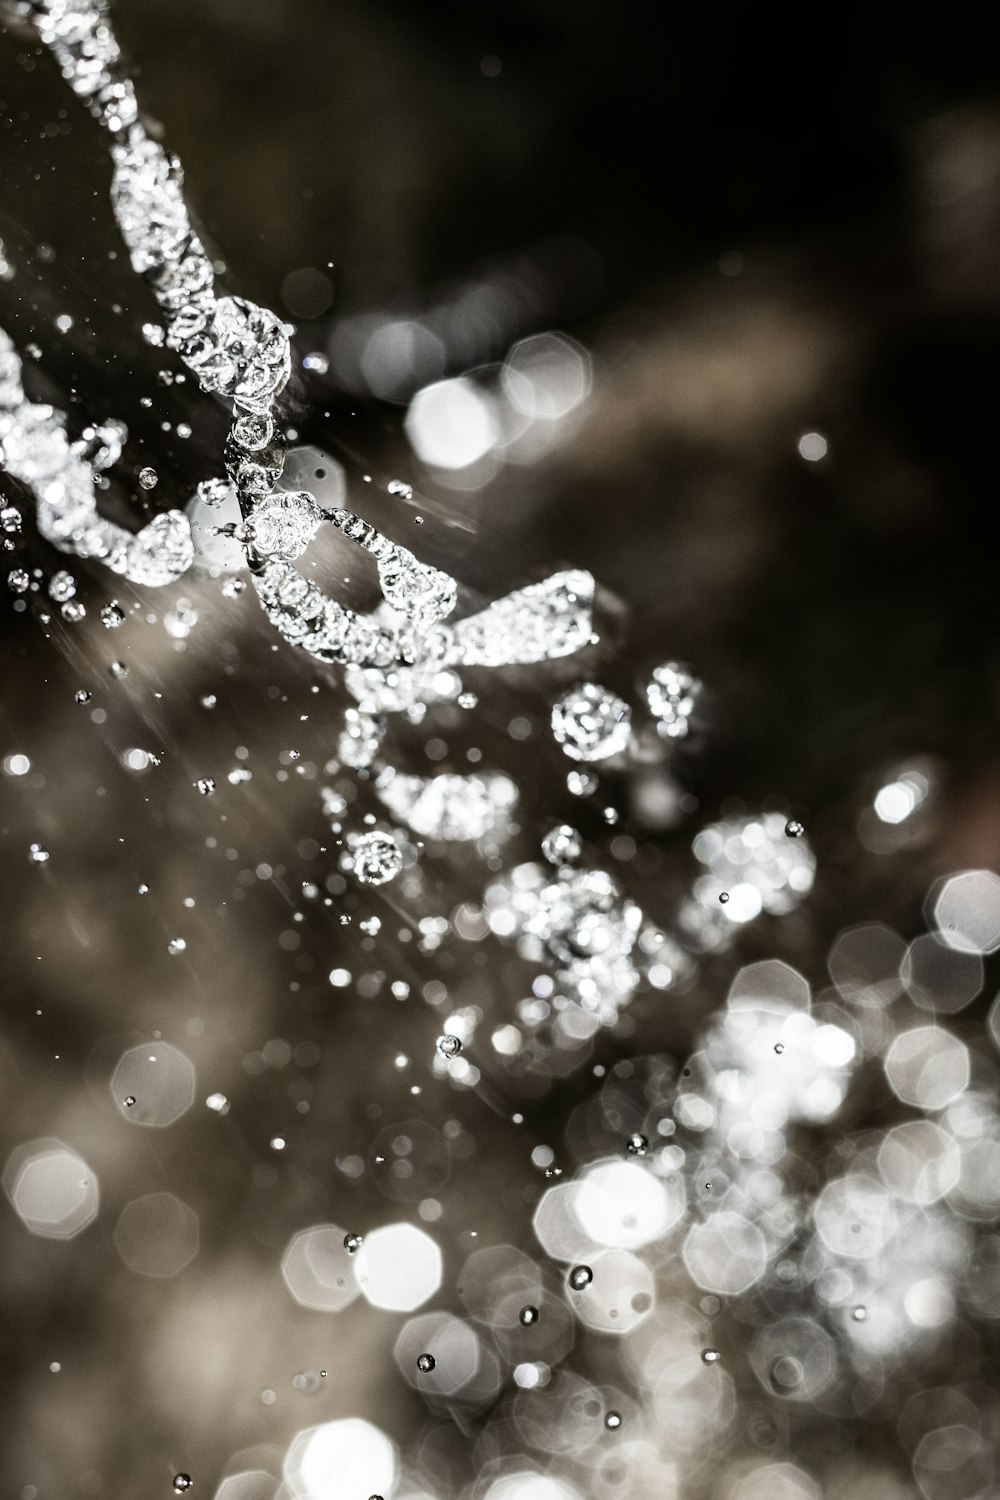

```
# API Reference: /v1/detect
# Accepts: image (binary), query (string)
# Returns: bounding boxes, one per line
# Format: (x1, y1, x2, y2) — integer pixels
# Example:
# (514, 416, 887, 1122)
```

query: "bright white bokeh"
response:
(284, 1418, 396, 1500)
(573, 1158, 684, 1249)
(354, 1221, 442, 1311)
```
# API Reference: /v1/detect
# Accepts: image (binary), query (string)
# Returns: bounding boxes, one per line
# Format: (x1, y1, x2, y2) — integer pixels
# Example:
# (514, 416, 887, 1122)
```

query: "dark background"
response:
(2, 4, 1000, 1497)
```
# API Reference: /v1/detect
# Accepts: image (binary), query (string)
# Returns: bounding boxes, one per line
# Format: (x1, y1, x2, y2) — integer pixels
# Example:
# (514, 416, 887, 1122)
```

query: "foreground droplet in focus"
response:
(437, 1034, 462, 1058)
(604, 1410, 622, 1430)
(626, 1132, 649, 1156)
(172, 1477, 192, 1494)
(416, 1352, 436, 1372)
(519, 1305, 539, 1326)
(344, 1232, 363, 1254)
(347, 830, 404, 887)
(569, 1265, 593, 1290)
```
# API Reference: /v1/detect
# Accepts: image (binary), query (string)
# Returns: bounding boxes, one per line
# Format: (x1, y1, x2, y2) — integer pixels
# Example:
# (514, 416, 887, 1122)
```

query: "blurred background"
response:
(2, 4, 1000, 1499)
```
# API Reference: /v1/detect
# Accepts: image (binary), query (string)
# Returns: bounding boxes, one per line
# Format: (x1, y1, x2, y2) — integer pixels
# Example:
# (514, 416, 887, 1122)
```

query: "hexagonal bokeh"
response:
(814, 1174, 895, 1260)
(567, 1248, 654, 1335)
(115, 1192, 199, 1277)
(877, 1120, 960, 1205)
(111, 1041, 196, 1126)
(212, 1473, 279, 1500)
(394, 1310, 483, 1398)
(533, 1180, 602, 1264)
(912, 1425, 993, 1500)
(900, 932, 982, 1014)
(828, 922, 906, 1006)
(283, 1418, 396, 1500)
(885, 1027, 969, 1111)
(733, 1462, 821, 1500)
(574, 1158, 684, 1250)
(932, 868, 1000, 955)
(750, 1316, 837, 1403)
(728, 959, 810, 1015)
(354, 1221, 442, 1311)
(485, 1475, 584, 1500)
(281, 1224, 361, 1313)
(3, 1137, 99, 1239)
(682, 1210, 768, 1295)
(459, 1244, 542, 1323)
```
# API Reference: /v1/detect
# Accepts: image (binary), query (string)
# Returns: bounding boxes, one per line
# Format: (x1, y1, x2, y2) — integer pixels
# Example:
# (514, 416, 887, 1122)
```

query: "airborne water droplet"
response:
(852, 1305, 868, 1321)
(195, 778, 216, 796)
(123, 1095, 136, 1108)
(416, 1352, 436, 1372)
(785, 819, 804, 839)
(519, 1305, 539, 1326)
(569, 1265, 593, 1290)
(626, 1131, 648, 1157)
(29, 843, 49, 865)
(604, 1410, 622, 1430)
(167, 937, 186, 955)
(437, 1034, 462, 1058)
(343, 1232, 363, 1254)
(138, 466, 158, 490)
(101, 601, 125, 629)
(702, 1347, 721, 1364)
(172, 1477, 192, 1494)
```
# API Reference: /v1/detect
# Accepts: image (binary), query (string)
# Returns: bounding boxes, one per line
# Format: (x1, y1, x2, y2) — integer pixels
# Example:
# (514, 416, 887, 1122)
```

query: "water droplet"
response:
(62, 600, 86, 623)
(387, 480, 413, 500)
(519, 1305, 539, 1326)
(167, 937, 186, 955)
(719, 891, 729, 904)
(49, 570, 77, 602)
(566, 769, 598, 797)
(626, 1131, 649, 1157)
(195, 778, 216, 796)
(604, 1410, 622, 1430)
(109, 660, 128, 679)
(28, 843, 49, 865)
(101, 601, 125, 629)
(1, 505, 22, 534)
(221, 576, 245, 599)
(852, 1305, 868, 1322)
(206, 1093, 229, 1114)
(138, 467, 158, 490)
(784, 819, 804, 839)
(74, 689, 92, 704)
(137, 883, 149, 895)
(7, 568, 30, 593)
(123, 1095, 136, 1108)
(569, 1265, 593, 1291)
(702, 1348, 721, 1364)
(437, 1034, 462, 1058)
(774, 1042, 785, 1054)
(172, 1478, 192, 1494)
(343, 1232, 363, 1254)
(416, 1353, 436, 1372)
(552, 683, 632, 762)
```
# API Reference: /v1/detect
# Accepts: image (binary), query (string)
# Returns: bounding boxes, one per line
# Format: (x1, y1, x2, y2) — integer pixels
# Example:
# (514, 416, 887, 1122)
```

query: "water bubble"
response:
(123, 1096, 136, 1108)
(101, 601, 125, 629)
(626, 1132, 649, 1157)
(567, 769, 598, 797)
(29, 843, 50, 865)
(172, 1478, 192, 1494)
(552, 683, 632, 762)
(702, 1348, 721, 1364)
(541, 824, 582, 867)
(719, 891, 730, 904)
(437, 1034, 462, 1058)
(62, 600, 86, 622)
(519, 1305, 539, 1326)
(138, 467, 158, 490)
(785, 819, 805, 839)
(49, 571, 77, 602)
(196, 478, 229, 509)
(604, 1410, 622, 1430)
(569, 1265, 593, 1290)
(344, 1232, 363, 1254)
(416, 1352, 436, 1372)
(348, 830, 403, 887)
(74, 689, 92, 705)
(852, 1305, 868, 1321)
(195, 778, 216, 796)
(167, 938, 186, 955)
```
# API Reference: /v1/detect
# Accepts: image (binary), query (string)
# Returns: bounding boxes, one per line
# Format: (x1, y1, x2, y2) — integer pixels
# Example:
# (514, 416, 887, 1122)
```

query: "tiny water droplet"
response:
(138, 466, 158, 490)
(604, 1410, 622, 1431)
(852, 1305, 868, 1322)
(344, 1232, 363, 1254)
(172, 1477, 192, 1494)
(137, 883, 149, 895)
(123, 1095, 136, 1108)
(702, 1348, 721, 1364)
(74, 689, 92, 704)
(416, 1353, 436, 1372)
(784, 819, 804, 839)
(437, 1034, 462, 1058)
(101, 601, 125, 629)
(519, 1305, 539, 1326)
(626, 1132, 648, 1157)
(62, 600, 86, 622)
(569, 1265, 593, 1291)
(167, 937, 186, 955)
(109, 660, 128, 678)
(195, 777, 216, 796)
(774, 1042, 785, 1054)
(29, 843, 49, 865)
(719, 891, 729, 904)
